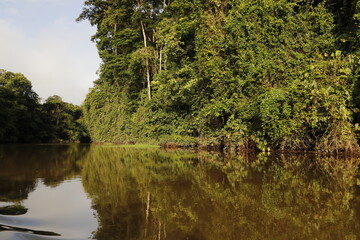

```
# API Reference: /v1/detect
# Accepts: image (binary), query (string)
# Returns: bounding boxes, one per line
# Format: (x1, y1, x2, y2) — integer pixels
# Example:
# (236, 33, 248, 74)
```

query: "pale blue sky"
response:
(0, 0, 101, 105)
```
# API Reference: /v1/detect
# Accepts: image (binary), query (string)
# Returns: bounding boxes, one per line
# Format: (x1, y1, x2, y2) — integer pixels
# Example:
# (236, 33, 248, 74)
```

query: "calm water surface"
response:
(0, 144, 359, 239)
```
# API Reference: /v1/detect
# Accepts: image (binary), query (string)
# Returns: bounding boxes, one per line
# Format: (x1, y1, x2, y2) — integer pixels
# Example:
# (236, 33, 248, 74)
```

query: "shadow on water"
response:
(0, 224, 60, 236)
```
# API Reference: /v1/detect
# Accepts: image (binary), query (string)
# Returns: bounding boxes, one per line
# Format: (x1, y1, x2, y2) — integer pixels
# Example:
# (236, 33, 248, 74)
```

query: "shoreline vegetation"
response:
(92, 140, 360, 156)
(0, 69, 90, 144)
(2, 0, 360, 156)
(76, 0, 360, 155)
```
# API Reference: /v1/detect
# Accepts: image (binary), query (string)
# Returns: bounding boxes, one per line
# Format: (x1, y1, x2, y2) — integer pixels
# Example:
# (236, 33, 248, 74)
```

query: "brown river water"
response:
(0, 144, 359, 239)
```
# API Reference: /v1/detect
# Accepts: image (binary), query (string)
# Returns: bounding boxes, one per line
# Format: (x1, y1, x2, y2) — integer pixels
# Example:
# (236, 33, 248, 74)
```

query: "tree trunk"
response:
(138, 0, 151, 99)
(159, 48, 162, 72)
(140, 20, 151, 100)
(114, 23, 117, 55)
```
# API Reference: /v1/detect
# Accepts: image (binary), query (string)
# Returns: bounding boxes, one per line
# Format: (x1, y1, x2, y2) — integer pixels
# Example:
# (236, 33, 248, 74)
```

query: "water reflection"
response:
(82, 147, 360, 240)
(0, 144, 359, 239)
(0, 144, 96, 240)
(0, 144, 89, 187)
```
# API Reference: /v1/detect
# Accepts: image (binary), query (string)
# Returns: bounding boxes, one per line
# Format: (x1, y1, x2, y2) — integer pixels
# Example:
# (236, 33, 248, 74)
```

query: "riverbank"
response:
(91, 135, 360, 156)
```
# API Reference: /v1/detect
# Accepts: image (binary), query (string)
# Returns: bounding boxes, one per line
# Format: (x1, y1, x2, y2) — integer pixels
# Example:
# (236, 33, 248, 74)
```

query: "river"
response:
(0, 144, 359, 239)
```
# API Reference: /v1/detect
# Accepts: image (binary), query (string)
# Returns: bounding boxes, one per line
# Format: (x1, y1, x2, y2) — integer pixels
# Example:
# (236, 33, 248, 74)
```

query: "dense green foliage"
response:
(43, 95, 90, 143)
(0, 70, 89, 143)
(79, 0, 360, 152)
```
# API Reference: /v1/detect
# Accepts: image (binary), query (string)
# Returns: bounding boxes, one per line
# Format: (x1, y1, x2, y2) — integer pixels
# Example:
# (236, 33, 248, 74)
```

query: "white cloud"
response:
(0, 18, 100, 105)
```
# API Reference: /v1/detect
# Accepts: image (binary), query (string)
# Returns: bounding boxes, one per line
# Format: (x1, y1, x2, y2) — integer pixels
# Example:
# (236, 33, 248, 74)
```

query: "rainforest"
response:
(76, 0, 360, 153)
(0, 69, 89, 143)
(2, 0, 360, 153)
(1, 1, 360, 239)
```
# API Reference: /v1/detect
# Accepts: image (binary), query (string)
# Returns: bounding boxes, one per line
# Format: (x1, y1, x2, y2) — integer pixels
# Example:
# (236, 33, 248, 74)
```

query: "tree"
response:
(43, 95, 90, 143)
(0, 69, 89, 143)
(79, 0, 360, 152)
(0, 69, 46, 143)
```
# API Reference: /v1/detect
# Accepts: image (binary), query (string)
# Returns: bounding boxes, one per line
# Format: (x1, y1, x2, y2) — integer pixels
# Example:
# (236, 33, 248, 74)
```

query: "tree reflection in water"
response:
(81, 146, 360, 240)
(0, 144, 89, 204)
(0, 144, 93, 239)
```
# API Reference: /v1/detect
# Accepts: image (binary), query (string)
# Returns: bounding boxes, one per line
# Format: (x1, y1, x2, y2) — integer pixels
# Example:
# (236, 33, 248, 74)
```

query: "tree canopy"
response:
(0, 70, 89, 143)
(77, 0, 359, 153)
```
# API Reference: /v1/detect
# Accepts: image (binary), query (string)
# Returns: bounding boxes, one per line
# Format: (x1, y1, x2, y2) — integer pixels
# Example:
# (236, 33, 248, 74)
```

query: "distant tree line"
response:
(0, 69, 90, 143)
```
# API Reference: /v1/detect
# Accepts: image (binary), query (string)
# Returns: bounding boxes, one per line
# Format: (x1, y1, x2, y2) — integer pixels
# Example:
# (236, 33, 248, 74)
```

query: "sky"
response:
(0, 0, 101, 105)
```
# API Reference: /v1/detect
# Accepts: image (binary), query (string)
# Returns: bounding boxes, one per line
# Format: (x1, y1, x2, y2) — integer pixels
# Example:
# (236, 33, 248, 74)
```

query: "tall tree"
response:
(79, 0, 360, 153)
